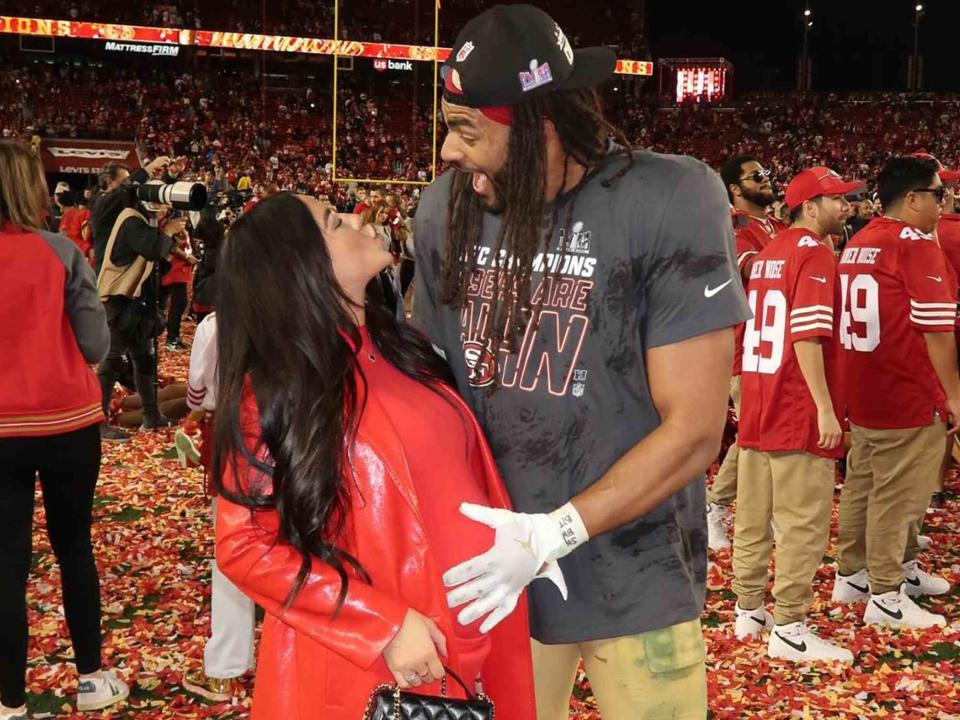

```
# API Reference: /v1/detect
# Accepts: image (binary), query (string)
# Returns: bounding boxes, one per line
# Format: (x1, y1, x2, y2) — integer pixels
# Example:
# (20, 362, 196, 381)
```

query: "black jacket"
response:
(91, 168, 149, 274)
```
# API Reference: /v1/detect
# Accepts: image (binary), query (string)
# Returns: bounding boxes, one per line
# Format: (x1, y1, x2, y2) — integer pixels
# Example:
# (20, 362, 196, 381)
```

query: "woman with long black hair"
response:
(212, 192, 536, 720)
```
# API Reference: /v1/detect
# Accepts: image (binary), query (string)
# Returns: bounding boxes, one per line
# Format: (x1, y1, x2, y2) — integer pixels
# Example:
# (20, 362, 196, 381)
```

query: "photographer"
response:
(95, 169, 188, 442)
(91, 156, 180, 274)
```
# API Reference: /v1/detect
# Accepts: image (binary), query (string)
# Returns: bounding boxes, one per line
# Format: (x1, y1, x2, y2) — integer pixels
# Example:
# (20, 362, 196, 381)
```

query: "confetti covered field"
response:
(20, 321, 960, 719)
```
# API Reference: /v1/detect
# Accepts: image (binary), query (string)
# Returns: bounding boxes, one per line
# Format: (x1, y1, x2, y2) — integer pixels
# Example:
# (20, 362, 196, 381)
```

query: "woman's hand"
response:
(382, 609, 447, 689)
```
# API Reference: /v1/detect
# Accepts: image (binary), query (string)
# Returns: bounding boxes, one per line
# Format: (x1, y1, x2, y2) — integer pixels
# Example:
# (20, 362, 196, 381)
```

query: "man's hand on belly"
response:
(441, 502, 589, 632)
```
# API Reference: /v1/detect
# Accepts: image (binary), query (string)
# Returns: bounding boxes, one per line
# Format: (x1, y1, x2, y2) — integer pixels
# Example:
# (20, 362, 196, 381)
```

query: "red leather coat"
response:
(216, 379, 537, 720)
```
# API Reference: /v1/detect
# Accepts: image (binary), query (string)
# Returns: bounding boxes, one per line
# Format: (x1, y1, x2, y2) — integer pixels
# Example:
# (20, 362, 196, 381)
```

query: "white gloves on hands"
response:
(442, 502, 589, 633)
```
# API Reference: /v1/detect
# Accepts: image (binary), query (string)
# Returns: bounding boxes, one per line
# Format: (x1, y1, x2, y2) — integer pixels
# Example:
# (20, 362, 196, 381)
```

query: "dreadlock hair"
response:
(441, 88, 633, 368)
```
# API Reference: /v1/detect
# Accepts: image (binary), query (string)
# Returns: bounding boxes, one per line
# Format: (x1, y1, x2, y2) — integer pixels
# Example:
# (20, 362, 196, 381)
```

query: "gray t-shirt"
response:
(413, 149, 751, 644)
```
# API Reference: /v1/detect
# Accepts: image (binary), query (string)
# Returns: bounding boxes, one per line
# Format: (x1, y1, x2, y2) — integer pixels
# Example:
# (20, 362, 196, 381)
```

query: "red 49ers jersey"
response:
(937, 213, 960, 346)
(840, 217, 957, 429)
(738, 228, 844, 458)
(732, 211, 788, 375)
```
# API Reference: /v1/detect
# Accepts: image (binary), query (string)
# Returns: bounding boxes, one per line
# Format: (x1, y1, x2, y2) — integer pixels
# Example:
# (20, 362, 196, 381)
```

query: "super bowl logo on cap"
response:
(519, 60, 553, 92)
(554, 24, 574, 65)
(456, 41, 475, 63)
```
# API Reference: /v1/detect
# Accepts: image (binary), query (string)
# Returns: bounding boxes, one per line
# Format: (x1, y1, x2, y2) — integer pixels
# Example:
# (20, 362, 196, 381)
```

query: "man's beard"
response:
(742, 185, 778, 207)
(466, 168, 507, 215)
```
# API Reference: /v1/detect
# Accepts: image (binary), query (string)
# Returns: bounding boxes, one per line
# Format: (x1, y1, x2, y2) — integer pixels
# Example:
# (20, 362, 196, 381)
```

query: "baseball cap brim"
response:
(559, 46, 618, 91)
(940, 169, 960, 183)
(824, 179, 866, 197)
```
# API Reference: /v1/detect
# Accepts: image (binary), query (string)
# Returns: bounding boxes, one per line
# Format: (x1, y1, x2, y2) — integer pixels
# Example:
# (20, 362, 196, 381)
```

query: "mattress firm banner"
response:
(39, 138, 138, 175)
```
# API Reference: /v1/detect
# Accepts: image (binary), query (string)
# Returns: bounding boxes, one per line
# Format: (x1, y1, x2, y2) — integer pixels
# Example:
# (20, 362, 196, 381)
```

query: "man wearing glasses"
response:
(708, 156, 787, 550)
(833, 156, 956, 630)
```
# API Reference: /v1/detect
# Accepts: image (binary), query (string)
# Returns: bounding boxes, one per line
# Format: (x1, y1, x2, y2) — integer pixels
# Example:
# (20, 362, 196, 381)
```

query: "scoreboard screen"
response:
(675, 66, 728, 102)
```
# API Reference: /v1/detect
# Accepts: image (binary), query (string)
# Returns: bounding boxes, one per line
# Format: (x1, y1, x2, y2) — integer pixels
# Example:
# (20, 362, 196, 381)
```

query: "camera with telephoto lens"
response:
(134, 179, 207, 211)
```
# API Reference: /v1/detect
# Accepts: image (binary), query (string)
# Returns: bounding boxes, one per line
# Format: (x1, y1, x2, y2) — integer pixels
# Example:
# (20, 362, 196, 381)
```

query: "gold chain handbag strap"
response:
(362, 668, 495, 720)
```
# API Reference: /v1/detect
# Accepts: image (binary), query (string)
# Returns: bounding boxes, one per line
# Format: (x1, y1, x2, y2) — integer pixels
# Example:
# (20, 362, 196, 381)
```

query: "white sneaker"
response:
(902, 560, 950, 597)
(77, 670, 129, 712)
(707, 503, 731, 550)
(863, 586, 946, 629)
(767, 621, 854, 663)
(0, 705, 28, 720)
(734, 602, 774, 640)
(917, 534, 933, 550)
(831, 568, 870, 604)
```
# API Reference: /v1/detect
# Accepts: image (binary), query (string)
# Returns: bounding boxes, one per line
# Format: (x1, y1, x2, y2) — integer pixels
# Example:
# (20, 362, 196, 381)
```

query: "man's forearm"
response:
(570, 329, 734, 538)
(924, 331, 960, 399)
(571, 414, 725, 538)
(794, 338, 832, 411)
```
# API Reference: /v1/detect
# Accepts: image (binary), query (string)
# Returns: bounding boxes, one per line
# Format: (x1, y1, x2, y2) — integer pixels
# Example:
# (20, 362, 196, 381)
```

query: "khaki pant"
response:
(732, 449, 835, 625)
(531, 619, 707, 720)
(837, 422, 946, 594)
(707, 376, 741, 507)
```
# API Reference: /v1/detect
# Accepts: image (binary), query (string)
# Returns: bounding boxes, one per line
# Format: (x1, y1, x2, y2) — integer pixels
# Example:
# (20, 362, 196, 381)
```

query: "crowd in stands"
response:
(0, 59, 435, 208)
(3, 54, 960, 210)
(6, 0, 651, 53)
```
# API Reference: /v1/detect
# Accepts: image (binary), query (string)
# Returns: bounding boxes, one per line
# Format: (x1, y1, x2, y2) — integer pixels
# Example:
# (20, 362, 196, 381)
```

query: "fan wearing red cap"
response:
(732, 166, 857, 663)
(414, 5, 753, 717)
(834, 155, 955, 632)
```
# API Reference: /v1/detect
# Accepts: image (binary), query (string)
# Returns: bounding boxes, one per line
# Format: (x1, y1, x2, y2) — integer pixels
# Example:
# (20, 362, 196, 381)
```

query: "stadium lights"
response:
(915, 4, 923, 11)
(804, 8, 812, 16)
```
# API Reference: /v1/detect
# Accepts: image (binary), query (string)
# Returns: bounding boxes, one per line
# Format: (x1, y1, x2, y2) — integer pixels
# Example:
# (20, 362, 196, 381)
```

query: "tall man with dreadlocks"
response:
(412, 6, 750, 718)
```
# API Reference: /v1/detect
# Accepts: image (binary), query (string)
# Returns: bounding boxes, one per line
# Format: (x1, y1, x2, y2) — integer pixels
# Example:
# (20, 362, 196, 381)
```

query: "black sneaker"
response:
(100, 423, 131, 443)
(164, 338, 190, 351)
(140, 414, 179, 431)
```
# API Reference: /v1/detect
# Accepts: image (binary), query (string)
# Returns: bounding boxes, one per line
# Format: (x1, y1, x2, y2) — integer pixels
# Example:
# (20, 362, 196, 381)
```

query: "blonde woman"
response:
(0, 140, 128, 719)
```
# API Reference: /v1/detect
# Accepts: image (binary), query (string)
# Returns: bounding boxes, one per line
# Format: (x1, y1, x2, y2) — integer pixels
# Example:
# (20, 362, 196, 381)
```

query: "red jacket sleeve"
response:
(789, 245, 837, 342)
(902, 238, 957, 333)
(215, 400, 408, 670)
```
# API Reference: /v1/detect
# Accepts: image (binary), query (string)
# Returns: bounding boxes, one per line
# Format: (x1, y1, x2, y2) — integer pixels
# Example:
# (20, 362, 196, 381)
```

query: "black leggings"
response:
(0, 424, 103, 708)
(160, 283, 189, 341)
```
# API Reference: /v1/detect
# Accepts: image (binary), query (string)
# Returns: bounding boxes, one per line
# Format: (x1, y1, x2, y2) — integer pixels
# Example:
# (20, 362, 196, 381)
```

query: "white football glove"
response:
(442, 502, 589, 633)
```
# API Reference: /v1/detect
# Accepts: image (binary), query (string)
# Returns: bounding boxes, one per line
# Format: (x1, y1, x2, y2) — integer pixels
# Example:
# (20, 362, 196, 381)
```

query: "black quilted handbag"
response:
(362, 667, 494, 720)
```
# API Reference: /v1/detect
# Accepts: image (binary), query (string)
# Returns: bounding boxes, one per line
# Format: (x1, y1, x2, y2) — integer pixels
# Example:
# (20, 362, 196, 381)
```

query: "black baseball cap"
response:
(442, 4, 617, 109)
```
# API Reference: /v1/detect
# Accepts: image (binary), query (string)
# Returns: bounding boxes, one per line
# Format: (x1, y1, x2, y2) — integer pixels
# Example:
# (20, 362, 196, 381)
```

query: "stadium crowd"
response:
(4, 57, 959, 210)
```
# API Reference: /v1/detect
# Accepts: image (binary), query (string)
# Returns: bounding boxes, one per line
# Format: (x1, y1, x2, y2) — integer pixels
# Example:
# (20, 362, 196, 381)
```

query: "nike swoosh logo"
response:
(750, 615, 768, 626)
(704, 279, 733, 298)
(848, 581, 869, 593)
(774, 632, 807, 653)
(927, 275, 943, 282)
(809, 275, 827, 283)
(871, 601, 904, 620)
(905, 576, 921, 587)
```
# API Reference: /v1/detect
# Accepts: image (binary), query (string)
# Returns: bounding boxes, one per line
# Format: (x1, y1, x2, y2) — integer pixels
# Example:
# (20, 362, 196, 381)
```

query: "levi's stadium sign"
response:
(39, 138, 138, 175)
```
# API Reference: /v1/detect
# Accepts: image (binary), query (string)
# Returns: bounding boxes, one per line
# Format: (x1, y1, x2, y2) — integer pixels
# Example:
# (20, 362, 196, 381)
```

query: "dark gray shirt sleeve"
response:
(410, 188, 445, 348)
(642, 161, 752, 349)
(39, 230, 110, 364)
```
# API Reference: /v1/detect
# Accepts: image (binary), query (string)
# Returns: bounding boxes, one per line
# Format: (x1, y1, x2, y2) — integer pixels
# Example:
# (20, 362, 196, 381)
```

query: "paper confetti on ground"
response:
(21, 322, 960, 718)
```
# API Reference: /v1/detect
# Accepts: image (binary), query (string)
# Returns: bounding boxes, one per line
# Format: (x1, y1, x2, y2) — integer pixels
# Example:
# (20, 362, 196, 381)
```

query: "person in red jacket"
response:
(211, 192, 536, 720)
(159, 220, 198, 351)
(0, 140, 128, 720)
